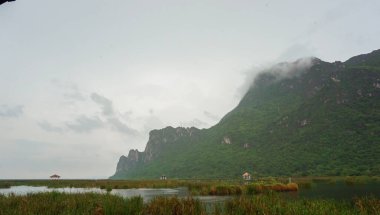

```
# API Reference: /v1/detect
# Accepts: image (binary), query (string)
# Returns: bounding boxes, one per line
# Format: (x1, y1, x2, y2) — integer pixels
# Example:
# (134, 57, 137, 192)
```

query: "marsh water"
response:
(0, 182, 379, 203)
(286, 181, 380, 199)
(0, 186, 231, 203)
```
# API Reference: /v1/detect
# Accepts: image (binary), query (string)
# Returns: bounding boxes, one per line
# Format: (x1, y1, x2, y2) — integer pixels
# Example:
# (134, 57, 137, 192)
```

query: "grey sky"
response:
(0, 0, 379, 179)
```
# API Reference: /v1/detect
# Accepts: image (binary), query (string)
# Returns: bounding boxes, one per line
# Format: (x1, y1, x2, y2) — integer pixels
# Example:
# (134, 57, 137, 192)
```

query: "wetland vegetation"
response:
(1, 192, 379, 215)
(1, 177, 379, 214)
(0, 178, 300, 196)
(1, 176, 379, 196)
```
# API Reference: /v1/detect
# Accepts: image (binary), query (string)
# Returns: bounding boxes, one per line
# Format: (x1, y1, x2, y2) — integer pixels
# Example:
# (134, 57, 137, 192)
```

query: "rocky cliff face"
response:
(112, 49, 380, 179)
(144, 126, 199, 162)
(113, 126, 200, 177)
(115, 149, 142, 174)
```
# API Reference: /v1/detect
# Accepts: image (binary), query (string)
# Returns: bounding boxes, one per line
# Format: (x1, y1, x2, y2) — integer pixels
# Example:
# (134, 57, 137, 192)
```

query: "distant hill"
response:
(111, 50, 380, 179)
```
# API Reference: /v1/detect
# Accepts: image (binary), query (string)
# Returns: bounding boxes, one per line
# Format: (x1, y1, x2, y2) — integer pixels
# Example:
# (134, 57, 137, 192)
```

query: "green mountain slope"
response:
(111, 50, 380, 179)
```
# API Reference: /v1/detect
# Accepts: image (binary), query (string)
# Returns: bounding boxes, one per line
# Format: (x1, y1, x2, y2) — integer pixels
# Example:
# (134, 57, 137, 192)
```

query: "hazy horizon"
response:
(1, 0, 379, 179)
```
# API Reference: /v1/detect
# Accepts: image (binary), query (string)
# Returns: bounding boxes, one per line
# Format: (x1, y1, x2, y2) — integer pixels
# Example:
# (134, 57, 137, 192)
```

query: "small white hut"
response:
(242, 172, 251, 180)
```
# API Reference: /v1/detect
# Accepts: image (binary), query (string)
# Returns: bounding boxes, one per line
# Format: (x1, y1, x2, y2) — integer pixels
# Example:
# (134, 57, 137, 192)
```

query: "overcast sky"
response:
(1, 0, 379, 179)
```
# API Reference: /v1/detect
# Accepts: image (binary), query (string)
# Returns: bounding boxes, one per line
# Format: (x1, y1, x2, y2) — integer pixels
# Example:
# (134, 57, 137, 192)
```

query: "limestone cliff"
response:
(113, 126, 200, 177)
(111, 49, 380, 179)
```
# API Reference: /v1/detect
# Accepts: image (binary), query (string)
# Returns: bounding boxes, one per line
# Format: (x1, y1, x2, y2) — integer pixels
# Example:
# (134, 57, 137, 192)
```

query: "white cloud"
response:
(180, 118, 209, 128)
(107, 117, 138, 136)
(0, 105, 23, 118)
(203, 111, 220, 121)
(91, 93, 115, 116)
(0, 0, 379, 178)
(66, 115, 103, 133)
(38, 121, 64, 133)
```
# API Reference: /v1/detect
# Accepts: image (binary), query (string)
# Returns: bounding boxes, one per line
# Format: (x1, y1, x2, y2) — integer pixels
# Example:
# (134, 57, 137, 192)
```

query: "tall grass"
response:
(1, 192, 379, 215)
(144, 197, 206, 215)
(3, 176, 379, 197)
(226, 193, 380, 215)
(0, 179, 190, 190)
(2, 176, 379, 189)
(245, 183, 298, 194)
(0, 183, 10, 189)
(0, 192, 140, 215)
(0, 179, 299, 197)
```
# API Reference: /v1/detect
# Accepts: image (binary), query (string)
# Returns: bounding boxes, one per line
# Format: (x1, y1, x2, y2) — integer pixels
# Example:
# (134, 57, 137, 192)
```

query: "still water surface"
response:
(0, 186, 230, 203)
(286, 181, 380, 199)
(1, 182, 379, 203)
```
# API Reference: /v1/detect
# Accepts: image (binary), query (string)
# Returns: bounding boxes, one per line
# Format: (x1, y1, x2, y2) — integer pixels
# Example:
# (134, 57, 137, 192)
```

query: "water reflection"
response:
(111, 188, 187, 202)
(291, 182, 380, 199)
(1, 182, 379, 203)
(0, 186, 105, 196)
(0, 186, 230, 203)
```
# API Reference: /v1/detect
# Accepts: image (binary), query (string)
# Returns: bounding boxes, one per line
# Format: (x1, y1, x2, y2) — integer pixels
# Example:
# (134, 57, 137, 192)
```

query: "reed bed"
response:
(188, 184, 243, 196)
(1, 192, 379, 215)
(0, 192, 141, 215)
(247, 182, 299, 193)
(224, 194, 380, 215)
(4, 176, 379, 197)
(288, 176, 380, 184)
(2, 176, 379, 190)
(0, 183, 10, 189)
(144, 197, 206, 215)
(0, 179, 299, 196)
(0, 179, 193, 189)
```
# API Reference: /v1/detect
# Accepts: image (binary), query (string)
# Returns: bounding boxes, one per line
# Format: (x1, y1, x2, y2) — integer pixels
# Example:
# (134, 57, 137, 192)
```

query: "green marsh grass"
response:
(1, 192, 379, 215)
(0, 183, 10, 189)
(2, 176, 379, 197)
(0, 179, 299, 197)
(144, 196, 206, 215)
(0, 192, 140, 215)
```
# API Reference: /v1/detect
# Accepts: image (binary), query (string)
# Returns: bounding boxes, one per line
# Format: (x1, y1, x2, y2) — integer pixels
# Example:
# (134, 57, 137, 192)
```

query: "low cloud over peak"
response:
(203, 111, 220, 121)
(236, 57, 316, 99)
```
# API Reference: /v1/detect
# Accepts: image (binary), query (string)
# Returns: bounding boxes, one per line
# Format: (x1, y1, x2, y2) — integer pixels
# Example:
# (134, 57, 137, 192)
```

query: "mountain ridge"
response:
(111, 49, 380, 179)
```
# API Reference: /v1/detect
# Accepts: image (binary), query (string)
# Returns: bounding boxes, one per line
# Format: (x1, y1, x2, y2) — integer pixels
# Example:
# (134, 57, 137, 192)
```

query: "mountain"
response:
(111, 50, 380, 179)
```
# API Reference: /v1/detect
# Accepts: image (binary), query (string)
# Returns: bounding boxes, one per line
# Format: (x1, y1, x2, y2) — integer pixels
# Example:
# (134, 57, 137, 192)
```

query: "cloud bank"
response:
(237, 57, 316, 97)
(0, 105, 23, 118)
